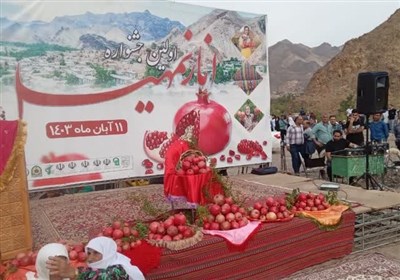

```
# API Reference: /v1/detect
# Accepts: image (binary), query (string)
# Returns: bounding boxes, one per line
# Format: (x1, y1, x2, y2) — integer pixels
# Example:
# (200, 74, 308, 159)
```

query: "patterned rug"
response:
(29, 177, 286, 248)
(283, 252, 400, 280)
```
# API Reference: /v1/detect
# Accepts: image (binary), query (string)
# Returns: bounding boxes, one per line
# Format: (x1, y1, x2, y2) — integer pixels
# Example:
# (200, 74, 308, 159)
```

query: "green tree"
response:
(52, 70, 62, 78)
(144, 65, 163, 78)
(65, 74, 80, 85)
(4, 42, 75, 61)
(214, 64, 226, 84)
(271, 94, 298, 116)
(90, 64, 116, 87)
(0, 64, 9, 77)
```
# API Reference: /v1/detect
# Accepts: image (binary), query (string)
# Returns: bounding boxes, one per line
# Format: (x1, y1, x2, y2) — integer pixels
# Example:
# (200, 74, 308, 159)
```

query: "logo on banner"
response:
(31, 166, 43, 178)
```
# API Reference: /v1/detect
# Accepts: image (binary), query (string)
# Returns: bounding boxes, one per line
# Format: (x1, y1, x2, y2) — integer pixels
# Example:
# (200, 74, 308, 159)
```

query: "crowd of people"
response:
(270, 106, 400, 181)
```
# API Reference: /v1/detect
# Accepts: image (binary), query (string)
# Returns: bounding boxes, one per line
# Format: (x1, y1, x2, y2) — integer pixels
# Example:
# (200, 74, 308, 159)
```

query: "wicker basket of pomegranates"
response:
(175, 149, 211, 176)
(146, 212, 203, 250)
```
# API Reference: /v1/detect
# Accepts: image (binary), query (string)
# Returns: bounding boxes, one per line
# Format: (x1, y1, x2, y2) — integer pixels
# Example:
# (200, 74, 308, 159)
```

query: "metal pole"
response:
(280, 141, 287, 172)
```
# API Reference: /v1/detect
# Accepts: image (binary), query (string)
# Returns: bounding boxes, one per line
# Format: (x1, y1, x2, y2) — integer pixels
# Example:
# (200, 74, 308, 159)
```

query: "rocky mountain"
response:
(0, 10, 185, 47)
(79, 34, 122, 50)
(268, 40, 341, 97)
(298, 9, 400, 115)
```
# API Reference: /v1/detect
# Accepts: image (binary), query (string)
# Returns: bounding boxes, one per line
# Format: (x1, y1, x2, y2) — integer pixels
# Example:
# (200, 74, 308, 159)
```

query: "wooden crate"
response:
(0, 122, 32, 260)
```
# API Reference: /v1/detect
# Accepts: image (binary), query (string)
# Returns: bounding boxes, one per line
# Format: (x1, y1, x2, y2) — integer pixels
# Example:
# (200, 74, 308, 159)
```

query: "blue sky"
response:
(1, 0, 399, 47)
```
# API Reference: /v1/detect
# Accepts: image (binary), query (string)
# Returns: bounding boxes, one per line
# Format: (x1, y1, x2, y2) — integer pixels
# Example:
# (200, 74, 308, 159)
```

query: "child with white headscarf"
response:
(26, 243, 69, 280)
(84, 237, 145, 280)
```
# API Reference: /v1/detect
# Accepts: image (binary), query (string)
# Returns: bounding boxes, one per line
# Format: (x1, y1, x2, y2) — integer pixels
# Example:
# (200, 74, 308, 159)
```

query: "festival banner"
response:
(0, 1, 271, 190)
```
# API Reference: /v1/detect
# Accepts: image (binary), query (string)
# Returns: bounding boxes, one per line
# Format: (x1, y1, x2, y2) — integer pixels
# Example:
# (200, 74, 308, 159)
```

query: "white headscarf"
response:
(86, 237, 145, 280)
(26, 243, 69, 280)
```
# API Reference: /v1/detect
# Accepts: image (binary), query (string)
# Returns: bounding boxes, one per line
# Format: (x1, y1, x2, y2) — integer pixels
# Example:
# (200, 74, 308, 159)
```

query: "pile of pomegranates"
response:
(64, 241, 87, 262)
(202, 194, 249, 231)
(100, 220, 145, 252)
(6, 251, 37, 268)
(248, 196, 293, 222)
(5, 241, 88, 270)
(175, 151, 211, 175)
(147, 212, 195, 242)
(289, 192, 331, 212)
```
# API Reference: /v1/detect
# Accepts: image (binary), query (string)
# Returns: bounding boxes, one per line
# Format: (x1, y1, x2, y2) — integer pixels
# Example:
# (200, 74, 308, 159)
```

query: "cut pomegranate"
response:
(174, 109, 200, 141)
(143, 130, 178, 163)
(143, 109, 201, 163)
(144, 131, 168, 150)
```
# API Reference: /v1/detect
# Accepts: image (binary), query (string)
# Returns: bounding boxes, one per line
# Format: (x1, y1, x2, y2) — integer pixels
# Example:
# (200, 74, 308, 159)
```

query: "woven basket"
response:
(175, 149, 206, 172)
(146, 229, 203, 250)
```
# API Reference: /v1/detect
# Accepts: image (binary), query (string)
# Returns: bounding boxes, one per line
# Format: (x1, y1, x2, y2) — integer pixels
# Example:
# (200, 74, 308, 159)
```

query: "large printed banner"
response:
(0, 1, 271, 190)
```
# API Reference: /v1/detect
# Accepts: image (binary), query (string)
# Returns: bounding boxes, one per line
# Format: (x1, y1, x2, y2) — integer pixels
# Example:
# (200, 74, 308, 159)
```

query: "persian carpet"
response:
(29, 177, 286, 248)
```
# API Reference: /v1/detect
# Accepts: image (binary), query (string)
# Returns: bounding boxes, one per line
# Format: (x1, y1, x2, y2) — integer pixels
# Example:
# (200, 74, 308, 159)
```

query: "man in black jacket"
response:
(325, 130, 358, 181)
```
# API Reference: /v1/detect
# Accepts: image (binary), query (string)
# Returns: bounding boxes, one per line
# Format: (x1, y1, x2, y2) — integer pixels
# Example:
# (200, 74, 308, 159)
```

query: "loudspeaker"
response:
(356, 71, 389, 115)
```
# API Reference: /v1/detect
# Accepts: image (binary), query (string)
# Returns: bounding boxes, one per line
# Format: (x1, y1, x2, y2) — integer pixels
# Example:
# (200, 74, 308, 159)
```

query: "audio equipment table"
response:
(331, 154, 384, 184)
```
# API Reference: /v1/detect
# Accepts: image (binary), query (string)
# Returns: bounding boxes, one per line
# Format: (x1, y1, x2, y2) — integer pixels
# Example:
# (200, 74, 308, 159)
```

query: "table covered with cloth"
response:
(146, 210, 355, 280)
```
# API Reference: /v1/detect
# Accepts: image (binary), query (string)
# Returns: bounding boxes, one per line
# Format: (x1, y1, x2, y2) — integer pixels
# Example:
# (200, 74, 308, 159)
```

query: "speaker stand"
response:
(280, 140, 287, 172)
(352, 114, 384, 191)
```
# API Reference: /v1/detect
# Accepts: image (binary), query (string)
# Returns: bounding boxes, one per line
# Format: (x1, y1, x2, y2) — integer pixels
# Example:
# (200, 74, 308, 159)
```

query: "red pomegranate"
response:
(143, 131, 178, 163)
(173, 89, 232, 155)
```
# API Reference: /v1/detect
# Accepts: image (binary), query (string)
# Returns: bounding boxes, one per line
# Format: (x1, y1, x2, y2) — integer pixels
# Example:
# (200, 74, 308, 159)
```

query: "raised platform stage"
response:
(28, 173, 400, 279)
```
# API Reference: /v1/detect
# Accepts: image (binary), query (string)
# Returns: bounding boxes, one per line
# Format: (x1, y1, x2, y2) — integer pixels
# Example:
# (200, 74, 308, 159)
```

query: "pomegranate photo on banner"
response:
(1, 1, 271, 190)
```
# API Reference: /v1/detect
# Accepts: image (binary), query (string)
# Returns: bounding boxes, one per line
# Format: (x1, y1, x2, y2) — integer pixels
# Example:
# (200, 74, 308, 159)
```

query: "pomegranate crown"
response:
(197, 88, 210, 96)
